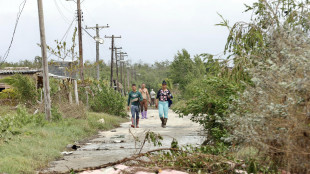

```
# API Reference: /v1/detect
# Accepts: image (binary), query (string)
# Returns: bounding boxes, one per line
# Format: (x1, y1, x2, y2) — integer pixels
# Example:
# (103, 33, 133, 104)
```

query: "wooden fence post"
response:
(74, 79, 79, 105)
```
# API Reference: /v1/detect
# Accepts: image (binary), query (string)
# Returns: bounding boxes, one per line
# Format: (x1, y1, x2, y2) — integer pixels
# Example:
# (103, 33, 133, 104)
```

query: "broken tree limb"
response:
(41, 148, 181, 174)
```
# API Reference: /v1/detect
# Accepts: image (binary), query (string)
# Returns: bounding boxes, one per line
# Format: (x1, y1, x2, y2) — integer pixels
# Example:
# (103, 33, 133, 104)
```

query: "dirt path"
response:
(44, 109, 204, 173)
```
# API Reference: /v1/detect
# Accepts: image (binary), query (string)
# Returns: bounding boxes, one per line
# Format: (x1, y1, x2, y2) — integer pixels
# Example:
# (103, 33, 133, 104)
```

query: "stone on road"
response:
(44, 109, 204, 173)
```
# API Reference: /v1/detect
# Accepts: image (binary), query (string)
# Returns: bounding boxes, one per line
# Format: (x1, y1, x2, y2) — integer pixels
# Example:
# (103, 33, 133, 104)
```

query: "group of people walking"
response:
(127, 80, 172, 128)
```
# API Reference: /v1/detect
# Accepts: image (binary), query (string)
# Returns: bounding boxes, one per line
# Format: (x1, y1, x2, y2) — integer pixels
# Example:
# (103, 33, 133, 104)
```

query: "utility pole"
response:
(37, 0, 51, 120)
(117, 52, 127, 95)
(77, 0, 84, 82)
(105, 35, 121, 87)
(111, 47, 122, 91)
(127, 65, 130, 94)
(115, 48, 119, 91)
(131, 67, 134, 83)
(86, 24, 109, 80)
(122, 55, 128, 95)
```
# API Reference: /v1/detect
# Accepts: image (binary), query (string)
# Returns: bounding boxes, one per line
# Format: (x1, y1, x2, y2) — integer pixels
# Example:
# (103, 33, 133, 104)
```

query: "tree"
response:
(169, 49, 195, 91)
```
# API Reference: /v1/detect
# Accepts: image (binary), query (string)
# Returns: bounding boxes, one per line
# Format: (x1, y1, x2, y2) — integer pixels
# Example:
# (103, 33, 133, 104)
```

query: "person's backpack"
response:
(168, 93, 173, 107)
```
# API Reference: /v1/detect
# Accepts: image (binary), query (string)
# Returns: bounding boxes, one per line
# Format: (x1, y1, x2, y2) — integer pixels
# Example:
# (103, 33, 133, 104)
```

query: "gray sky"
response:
(0, 0, 256, 65)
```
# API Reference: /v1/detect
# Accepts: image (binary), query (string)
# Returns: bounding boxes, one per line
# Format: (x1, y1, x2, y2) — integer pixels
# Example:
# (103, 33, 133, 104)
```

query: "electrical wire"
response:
(54, 0, 71, 24)
(62, 18, 77, 42)
(1, 0, 27, 65)
(47, 17, 77, 59)
(58, 0, 73, 14)
(81, 23, 96, 41)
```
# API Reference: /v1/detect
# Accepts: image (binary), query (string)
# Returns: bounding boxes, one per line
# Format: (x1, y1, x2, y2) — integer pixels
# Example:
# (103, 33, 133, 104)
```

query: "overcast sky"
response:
(0, 0, 256, 65)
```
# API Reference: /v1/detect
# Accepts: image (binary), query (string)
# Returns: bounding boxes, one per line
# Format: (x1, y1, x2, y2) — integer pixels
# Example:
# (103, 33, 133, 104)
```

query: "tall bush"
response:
(228, 27, 310, 173)
(89, 81, 126, 117)
(175, 75, 242, 144)
(222, 0, 310, 172)
(0, 74, 38, 105)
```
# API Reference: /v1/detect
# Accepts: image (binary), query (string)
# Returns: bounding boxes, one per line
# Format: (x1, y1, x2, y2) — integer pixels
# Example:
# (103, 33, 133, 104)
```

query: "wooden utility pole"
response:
(115, 48, 119, 91)
(117, 52, 127, 94)
(112, 47, 122, 91)
(105, 35, 121, 87)
(37, 0, 51, 120)
(131, 68, 134, 83)
(77, 0, 84, 82)
(126, 65, 130, 94)
(122, 55, 128, 95)
(86, 24, 109, 80)
(74, 79, 79, 105)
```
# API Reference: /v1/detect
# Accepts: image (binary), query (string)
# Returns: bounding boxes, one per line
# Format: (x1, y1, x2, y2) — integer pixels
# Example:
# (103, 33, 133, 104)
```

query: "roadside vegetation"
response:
(0, 74, 128, 173)
(0, 108, 126, 174)
(166, 0, 310, 173)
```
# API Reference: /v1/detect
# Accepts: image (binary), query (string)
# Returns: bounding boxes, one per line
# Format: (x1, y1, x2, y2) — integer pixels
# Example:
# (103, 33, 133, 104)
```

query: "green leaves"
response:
(145, 131, 163, 147)
(88, 81, 127, 117)
(0, 74, 38, 105)
(169, 49, 205, 91)
(0, 105, 46, 142)
(170, 52, 243, 144)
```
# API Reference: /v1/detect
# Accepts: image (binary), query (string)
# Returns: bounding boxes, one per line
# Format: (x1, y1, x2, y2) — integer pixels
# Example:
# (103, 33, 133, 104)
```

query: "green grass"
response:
(0, 105, 16, 116)
(0, 112, 128, 174)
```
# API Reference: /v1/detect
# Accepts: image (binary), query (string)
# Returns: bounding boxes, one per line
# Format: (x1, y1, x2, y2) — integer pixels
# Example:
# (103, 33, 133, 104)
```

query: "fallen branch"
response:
(41, 148, 181, 174)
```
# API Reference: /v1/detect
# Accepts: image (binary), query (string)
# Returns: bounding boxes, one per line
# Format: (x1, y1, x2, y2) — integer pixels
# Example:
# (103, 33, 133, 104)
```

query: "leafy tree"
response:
(169, 49, 205, 91)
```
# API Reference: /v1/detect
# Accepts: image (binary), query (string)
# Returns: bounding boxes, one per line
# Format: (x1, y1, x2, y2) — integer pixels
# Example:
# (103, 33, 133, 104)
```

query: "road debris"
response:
(98, 118, 105, 124)
(61, 151, 73, 155)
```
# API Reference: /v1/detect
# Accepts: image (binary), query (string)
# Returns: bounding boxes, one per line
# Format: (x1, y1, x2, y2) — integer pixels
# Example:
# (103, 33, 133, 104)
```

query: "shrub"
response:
(0, 105, 46, 141)
(0, 88, 18, 105)
(228, 27, 310, 173)
(88, 81, 127, 117)
(0, 74, 38, 105)
(0, 88, 17, 99)
(174, 76, 241, 144)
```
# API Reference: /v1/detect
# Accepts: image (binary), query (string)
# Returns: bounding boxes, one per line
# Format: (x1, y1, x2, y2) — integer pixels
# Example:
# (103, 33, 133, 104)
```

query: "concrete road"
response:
(43, 109, 204, 173)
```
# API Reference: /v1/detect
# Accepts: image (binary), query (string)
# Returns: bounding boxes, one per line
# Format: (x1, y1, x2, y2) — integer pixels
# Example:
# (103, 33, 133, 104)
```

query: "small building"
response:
(48, 60, 77, 79)
(0, 61, 77, 92)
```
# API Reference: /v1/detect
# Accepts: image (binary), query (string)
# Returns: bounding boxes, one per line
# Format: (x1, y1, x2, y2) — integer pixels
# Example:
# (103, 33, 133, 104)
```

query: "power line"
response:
(47, 17, 77, 59)
(54, 0, 71, 24)
(81, 21, 96, 41)
(82, 27, 93, 38)
(1, 0, 27, 65)
(58, 0, 73, 14)
(62, 18, 77, 41)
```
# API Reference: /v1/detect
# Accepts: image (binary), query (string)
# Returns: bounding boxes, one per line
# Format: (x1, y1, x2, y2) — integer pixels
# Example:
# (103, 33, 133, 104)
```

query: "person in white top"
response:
(150, 89, 156, 107)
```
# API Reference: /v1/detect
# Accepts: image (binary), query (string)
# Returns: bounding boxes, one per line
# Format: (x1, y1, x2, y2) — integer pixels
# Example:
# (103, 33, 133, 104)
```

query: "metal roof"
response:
(0, 69, 41, 75)
(48, 73, 75, 80)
